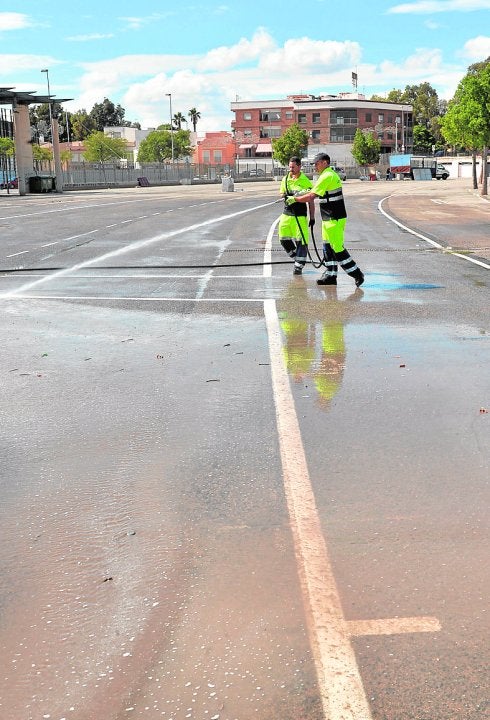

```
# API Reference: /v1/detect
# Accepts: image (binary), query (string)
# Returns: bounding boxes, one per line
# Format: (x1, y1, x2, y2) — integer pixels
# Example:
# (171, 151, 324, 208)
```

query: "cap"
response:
(312, 152, 329, 164)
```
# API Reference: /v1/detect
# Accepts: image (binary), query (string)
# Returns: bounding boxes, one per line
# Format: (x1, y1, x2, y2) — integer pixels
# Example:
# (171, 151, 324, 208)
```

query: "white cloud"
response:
(0, 12, 33, 31)
(66, 33, 115, 42)
(460, 34, 490, 58)
(200, 28, 275, 71)
(119, 13, 175, 31)
(60, 30, 472, 130)
(388, 0, 490, 13)
(259, 37, 361, 73)
(0, 54, 60, 75)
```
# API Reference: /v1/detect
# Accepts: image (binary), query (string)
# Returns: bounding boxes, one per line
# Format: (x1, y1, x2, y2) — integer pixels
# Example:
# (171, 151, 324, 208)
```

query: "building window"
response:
(203, 150, 210, 163)
(387, 114, 393, 123)
(285, 111, 293, 119)
(298, 113, 307, 124)
(331, 109, 357, 125)
(387, 132, 393, 140)
(312, 112, 321, 124)
(213, 150, 222, 163)
(311, 130, 321, 142)
(244, 129, 252, 137)
(330, 128, 357, 142)
(260, 110, 281, 122)
(365, 113, 372, 122)
(243, 112, 252, 120)
(378, 113, 384, 123)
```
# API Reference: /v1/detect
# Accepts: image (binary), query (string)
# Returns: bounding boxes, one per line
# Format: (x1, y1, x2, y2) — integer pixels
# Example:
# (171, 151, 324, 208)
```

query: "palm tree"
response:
(173, 112, 186, 130)
(188, 108, 201, 132)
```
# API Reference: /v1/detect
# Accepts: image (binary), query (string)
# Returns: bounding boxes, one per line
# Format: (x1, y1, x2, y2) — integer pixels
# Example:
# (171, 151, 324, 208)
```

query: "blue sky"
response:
(1, 0, 490, 132)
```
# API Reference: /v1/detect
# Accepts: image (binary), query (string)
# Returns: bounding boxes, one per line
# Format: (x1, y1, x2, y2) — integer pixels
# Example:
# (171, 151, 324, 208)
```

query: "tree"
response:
(83, 131, 129, 162)
(441, 59, 490, 195)
(32, 145, 53, 162)
(0, 137, 14, 158)
(70, 110, 95, 141)
(173, 112, 186, 130)
(403, 82, 439, 128)
(412, 125, 436, 154)
(137, 128, 192, 162)
(271, 123, 309, 166)
(351, 129, 381, 166)
(89, 98, 127, 131)
(188, 108, 201, 132)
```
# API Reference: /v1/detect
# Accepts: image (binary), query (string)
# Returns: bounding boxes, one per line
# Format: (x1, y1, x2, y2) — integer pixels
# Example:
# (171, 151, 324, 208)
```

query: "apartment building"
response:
(231, 93, 413, 166)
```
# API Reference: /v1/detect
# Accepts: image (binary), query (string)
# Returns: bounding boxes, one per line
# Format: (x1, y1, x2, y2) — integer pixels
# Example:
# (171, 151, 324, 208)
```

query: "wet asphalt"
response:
(0, 178, 488, 720)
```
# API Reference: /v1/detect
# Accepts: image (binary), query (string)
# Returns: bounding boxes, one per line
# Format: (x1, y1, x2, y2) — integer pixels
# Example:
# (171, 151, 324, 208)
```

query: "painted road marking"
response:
(347, 616, 441, 637)
(1, 296, 265, 302)
(6, 250, 29, 257)
(379, 195, 490, 270)
(264, 296, 442, 720)
(1, 200, 279, 299)
(265, 297, 373, 720)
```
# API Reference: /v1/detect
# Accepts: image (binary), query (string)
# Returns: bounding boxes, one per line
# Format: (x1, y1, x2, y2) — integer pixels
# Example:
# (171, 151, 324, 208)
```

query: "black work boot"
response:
(353, 269, 365, 287)
(317, 273, 337, 285)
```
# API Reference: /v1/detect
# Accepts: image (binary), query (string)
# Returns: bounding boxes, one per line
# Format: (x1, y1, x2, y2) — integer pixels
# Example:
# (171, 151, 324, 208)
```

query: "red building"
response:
(193, 131, 236, 167)
(231, 93, 413, 166)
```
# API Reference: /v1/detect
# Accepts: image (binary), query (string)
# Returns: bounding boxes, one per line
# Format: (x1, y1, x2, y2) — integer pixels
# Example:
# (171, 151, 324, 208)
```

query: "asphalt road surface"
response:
(0, 178, 489, 720)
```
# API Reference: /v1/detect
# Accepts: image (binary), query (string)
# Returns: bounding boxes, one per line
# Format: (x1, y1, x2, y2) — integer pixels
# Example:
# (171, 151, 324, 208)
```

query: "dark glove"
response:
(309, 218, 315, 227)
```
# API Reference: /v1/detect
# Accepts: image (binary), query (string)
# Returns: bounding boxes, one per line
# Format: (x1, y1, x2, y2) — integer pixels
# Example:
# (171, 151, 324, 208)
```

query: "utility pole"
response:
(165, 93, 174, 162)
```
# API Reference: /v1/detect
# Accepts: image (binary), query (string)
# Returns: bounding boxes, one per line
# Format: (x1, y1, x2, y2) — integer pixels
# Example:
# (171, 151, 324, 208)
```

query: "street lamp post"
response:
(41, 69, 53, 141)
(165, 93, 174, 162)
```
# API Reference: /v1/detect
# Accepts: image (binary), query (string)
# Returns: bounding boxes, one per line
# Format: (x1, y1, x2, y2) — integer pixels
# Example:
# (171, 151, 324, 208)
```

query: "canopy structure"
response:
(0, 87, 72, 106)
(0, 86, 73, 195)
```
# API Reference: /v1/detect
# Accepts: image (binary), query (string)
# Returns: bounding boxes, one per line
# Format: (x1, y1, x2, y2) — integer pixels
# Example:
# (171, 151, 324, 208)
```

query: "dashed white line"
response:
(6, 250, 29, 257)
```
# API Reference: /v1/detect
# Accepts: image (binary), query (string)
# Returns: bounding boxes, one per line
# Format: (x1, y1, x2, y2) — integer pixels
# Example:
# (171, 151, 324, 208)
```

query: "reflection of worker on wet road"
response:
(278, 157, 315, 276)
(278, 280, 362, 408)
(288, 153, 364, 287)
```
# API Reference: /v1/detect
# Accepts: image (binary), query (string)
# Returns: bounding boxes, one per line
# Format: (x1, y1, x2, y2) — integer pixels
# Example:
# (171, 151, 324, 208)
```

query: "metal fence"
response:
(57, 161, 282, 189)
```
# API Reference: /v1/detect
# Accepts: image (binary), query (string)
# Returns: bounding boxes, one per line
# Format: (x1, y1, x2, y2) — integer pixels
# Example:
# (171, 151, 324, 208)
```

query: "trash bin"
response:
(221, 176, 234, 192)
(29, 175, 55, 193)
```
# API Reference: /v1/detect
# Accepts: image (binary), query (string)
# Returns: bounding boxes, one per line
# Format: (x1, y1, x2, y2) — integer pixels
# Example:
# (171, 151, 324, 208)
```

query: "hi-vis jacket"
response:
(311, 167, 347, 222)
(280, 172, 313, 217)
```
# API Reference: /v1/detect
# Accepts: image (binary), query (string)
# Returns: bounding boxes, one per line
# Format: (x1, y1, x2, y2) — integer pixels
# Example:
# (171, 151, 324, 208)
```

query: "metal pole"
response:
(166, 93, 174, 162)
(65, 111, 70, 145)
(41, 69, 53, 141)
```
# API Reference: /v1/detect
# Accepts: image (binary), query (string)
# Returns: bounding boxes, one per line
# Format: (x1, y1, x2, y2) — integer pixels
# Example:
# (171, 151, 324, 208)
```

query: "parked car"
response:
(435, 165, 449, 180)
(0, 175, 18, 189)
(331, 165, 347, 181)
(243, 168, 265, 177)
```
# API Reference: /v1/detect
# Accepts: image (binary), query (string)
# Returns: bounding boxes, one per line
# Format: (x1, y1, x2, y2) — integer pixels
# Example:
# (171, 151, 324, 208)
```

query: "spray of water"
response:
(3, 200, 278, 299)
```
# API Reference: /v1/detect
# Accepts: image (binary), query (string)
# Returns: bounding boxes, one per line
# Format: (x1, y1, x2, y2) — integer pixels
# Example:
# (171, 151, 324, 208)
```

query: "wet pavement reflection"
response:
(277, 279, 364, 410)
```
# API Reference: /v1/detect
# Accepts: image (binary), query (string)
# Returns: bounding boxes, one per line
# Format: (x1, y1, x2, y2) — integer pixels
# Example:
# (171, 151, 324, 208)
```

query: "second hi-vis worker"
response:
(279, 157, 315, 275)
(287, 152, 364, 287)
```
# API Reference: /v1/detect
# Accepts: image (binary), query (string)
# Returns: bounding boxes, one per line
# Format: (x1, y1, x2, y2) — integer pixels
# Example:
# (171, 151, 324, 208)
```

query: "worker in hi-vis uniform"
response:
(278, 156, 315, 275)
(287, 152, 364, 287)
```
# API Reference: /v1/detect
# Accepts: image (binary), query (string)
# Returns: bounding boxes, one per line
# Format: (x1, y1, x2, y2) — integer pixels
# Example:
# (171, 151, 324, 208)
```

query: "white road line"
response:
(2, 200, 278, 298)
(6, 250, 29, 257)
(264, 297, 372, 720)
(1, 295, 264, 302)
(378, 195, 490, 270)
(40, 241, 59, 247)
(263, 216, 281, 278)
(347, 616, 441, 637)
